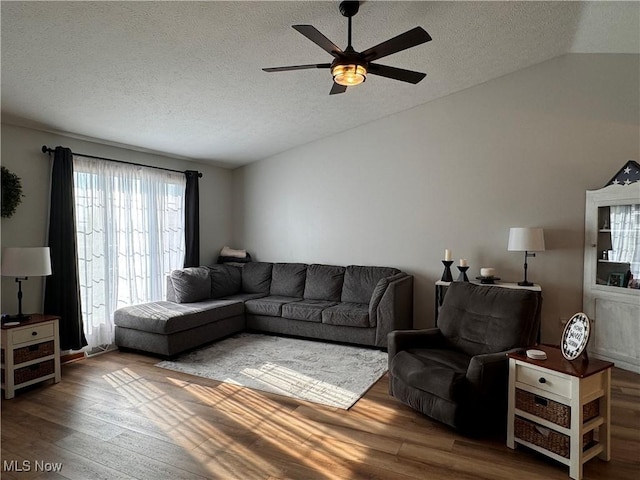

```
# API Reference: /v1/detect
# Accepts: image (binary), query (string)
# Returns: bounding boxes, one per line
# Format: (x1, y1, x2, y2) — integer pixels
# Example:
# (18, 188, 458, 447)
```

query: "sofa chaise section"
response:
(115, 266, 248, 356)
(114, 297, 245, 357)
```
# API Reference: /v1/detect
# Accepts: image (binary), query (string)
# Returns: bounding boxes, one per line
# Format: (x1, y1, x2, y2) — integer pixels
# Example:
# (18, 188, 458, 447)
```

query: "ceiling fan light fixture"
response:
(263, 1, 431, 94)
(332, 64, 367, 86)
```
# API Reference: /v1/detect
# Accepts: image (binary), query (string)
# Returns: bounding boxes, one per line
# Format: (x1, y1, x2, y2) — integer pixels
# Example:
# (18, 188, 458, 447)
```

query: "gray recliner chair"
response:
(388, 282, 541, 433)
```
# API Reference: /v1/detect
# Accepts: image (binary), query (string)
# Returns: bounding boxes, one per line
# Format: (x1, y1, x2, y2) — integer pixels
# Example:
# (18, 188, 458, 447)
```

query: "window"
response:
(73, 156, 186, 349)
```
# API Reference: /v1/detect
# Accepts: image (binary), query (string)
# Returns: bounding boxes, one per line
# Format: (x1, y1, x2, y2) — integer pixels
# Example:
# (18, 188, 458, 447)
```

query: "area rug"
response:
(155, 333, 388, 409)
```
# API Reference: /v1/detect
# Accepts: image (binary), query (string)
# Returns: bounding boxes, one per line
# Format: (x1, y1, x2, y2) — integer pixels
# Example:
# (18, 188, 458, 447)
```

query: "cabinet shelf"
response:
(1, 372, 57, 391)
(513, 438, 603, 468)
(6, 354, 56, 369)
(515, 406, 605, 437)
(514, 409, 571, 435)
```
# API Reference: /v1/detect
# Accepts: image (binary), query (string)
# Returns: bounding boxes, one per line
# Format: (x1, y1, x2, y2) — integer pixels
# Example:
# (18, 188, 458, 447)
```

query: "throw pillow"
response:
(220, 245, 247, 258)
(170, 267, 210, 303)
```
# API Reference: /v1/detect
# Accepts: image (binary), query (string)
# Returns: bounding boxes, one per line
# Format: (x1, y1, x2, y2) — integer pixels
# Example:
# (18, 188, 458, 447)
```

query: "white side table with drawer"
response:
(1, 314, 61, 399)
(507, 345, 613, 480)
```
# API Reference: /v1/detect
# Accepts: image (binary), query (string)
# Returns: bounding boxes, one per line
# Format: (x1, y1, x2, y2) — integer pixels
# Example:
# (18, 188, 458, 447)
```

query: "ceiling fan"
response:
(263, 1, 432, 95)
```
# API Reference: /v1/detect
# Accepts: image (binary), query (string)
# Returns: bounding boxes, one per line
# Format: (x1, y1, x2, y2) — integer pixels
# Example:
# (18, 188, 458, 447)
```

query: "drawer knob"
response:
(538, 377, 546, 384)
(31, 331, 38, 336)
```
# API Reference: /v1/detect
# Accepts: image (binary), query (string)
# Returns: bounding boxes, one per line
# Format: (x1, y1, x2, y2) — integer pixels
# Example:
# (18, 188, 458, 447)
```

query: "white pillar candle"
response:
(480, 267, 496, 277)
(459, 259, 468, 267)
(444, 249, 452, 261)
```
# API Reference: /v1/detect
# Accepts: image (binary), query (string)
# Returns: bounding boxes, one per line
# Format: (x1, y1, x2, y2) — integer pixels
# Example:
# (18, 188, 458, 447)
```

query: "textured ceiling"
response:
(2, 1, 639, 168)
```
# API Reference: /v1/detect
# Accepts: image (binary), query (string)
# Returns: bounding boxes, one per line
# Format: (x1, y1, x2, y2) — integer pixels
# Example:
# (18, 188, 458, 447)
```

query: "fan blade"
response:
(293, 25, 343, 57)
(330, 82, 347, 95)
(263, 63, 331, 72)
(362, 27, 432, 62)
(368, 63, 426, 84)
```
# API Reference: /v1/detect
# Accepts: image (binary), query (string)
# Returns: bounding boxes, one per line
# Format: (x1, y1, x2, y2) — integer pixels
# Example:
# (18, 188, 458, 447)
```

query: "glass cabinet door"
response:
(596, 204, 640, 289)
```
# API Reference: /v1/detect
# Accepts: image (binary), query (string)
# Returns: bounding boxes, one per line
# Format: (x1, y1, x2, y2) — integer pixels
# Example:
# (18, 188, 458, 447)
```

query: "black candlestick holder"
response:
(456, 266, 470, 282)
(441, 260, 453, 282)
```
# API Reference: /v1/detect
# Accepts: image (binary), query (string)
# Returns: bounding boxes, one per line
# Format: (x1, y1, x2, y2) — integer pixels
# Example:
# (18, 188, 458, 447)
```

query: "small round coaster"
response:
(526, 349, 547, 360)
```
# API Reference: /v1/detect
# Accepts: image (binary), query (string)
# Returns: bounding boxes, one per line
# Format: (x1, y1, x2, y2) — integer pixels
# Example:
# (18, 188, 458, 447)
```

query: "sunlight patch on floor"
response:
(101, 367, 339, 478)
(232, 362, 359, 407)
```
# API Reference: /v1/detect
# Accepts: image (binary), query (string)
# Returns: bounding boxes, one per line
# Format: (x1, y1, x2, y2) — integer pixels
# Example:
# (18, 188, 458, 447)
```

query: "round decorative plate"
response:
(561, 312, 591, 360)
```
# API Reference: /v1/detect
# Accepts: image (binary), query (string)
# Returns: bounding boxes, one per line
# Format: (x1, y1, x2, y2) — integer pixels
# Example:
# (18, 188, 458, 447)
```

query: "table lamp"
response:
(508, 228, 545, 286)
(1, 247, 52, 322)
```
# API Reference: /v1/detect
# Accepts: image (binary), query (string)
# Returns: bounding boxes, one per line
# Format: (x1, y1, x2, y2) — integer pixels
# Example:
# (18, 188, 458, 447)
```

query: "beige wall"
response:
(1, 124, 234, 315)
(232, 54, 640, 342)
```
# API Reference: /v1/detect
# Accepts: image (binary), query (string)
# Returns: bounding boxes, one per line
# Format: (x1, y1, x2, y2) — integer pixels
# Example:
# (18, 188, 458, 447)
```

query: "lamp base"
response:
(518, 281, 534, 287)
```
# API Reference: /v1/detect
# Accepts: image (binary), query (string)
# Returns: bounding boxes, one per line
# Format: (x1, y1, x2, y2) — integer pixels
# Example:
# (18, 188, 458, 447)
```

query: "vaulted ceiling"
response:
(2, 1, 638, 168)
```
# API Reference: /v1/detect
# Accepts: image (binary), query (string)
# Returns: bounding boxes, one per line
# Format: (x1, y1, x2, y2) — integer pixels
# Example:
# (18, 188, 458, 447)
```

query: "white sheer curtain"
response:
(610, 204, 640, 277)
(73, 156, 186, 349)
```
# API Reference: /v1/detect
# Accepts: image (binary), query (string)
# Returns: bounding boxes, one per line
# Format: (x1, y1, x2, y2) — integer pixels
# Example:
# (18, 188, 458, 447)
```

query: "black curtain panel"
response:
(44, 147, 87, 351)
(184, 170, 200, 267)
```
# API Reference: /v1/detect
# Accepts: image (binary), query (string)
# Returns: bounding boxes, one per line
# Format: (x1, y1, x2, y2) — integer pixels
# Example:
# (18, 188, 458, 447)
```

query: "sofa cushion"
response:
(242, 262, 273, 294)
(304, 264, 345, 301)
(245, 296, 301, 316)
(281, 299, 337, 323)
(390, 349, 470, 402)
(220, 292, 268, 302)
(114, 299, 244, 334)
(209, 264, 242, 298)
(170, 267, 210, 303)
(270, 263, 307, 297)
(341, 265, 400, 304)
(321, 302, 370, 328)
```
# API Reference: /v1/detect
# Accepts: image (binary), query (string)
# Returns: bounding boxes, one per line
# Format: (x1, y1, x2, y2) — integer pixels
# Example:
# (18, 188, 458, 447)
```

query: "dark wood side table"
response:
(507, 345, 613, 480)
(1, 314, 61, 399)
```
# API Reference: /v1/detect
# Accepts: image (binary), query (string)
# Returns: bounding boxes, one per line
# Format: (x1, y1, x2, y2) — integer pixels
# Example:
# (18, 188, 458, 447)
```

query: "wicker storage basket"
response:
(13, 359, 55, 385)
(13, 340, 54, 364)
(514, 416, 594, 458)
(516, 389, 599, 428)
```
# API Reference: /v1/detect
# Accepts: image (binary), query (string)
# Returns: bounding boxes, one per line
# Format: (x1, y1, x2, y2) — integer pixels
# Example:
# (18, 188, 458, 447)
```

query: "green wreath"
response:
(1, 166, 24, 218)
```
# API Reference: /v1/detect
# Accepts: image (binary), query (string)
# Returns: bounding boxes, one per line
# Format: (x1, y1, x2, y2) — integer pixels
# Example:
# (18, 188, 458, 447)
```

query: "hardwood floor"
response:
(1, 350, 638, 479)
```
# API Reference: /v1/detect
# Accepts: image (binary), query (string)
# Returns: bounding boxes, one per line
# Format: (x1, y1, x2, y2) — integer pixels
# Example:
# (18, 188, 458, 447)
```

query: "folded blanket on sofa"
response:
(220, 246, 247, 258)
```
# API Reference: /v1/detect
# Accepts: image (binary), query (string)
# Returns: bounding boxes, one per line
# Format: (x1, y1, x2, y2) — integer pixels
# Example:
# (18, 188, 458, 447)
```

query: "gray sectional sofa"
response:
(114, 262, 413, 357)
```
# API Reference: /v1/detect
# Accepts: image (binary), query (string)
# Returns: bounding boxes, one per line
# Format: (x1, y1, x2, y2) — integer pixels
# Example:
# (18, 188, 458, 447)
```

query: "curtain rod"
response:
(41, 146, 203, 178)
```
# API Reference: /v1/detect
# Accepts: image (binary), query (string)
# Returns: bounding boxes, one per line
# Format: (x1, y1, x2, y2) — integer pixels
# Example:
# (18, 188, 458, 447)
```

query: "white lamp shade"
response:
(508, 228, 545, 252)
(1, 247, 52, 277)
